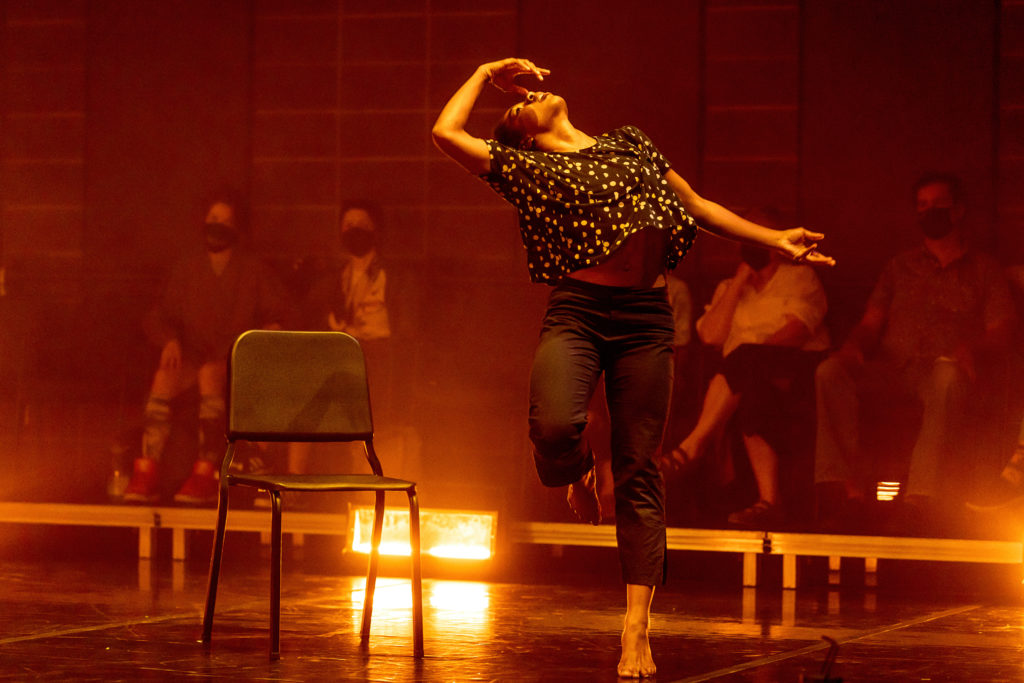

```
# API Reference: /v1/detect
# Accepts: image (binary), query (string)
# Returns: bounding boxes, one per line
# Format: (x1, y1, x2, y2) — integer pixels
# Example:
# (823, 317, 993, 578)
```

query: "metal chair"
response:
(200, 329, 423, 660)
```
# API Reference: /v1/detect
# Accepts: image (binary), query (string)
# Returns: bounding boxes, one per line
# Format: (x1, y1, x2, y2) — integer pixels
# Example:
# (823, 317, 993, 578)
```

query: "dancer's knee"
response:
(529, 416, 584, 460)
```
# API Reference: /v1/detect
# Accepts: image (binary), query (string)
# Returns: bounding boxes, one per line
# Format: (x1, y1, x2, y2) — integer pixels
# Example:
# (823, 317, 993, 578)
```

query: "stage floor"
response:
(1, 546, 1023, 682)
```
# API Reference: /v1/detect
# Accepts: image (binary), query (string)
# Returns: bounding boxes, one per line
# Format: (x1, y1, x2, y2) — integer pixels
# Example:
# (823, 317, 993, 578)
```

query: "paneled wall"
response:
(0, 0, 1020, 510)
(1, 0, 86, 289)
(1000, 0, 1024, 258)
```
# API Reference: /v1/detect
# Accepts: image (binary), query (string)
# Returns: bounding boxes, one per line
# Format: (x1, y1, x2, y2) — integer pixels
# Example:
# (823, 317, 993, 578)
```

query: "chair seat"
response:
(228, 473, 416, 493)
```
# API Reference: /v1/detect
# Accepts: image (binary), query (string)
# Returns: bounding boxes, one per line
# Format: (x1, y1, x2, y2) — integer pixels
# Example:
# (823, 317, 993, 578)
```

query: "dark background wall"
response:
(0, 0, 1021, 515)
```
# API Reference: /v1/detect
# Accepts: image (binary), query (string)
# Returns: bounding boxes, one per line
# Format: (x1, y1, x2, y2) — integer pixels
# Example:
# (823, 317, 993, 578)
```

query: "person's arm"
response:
(952, 287, 1014, 381)
(953, 317, 1012, 380)
(664, 170, 835, 266)
(695, 268, 752, 346)
(143, 261, 187, 370)
(763, 315, 813, 347)
(431, 58, 549, 175)
(836, 302, 886, 365)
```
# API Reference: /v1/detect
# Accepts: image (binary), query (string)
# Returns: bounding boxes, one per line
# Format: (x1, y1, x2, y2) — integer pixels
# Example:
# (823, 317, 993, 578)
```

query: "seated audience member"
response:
(281, 201, 392, 485)
(122, 189, 289, 505)
(666, 208, 830, 527)
(815, 173, 1014, 529)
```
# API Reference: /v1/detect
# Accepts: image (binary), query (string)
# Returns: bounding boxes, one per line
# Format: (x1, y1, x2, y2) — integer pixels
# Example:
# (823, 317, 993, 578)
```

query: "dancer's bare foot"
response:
(617, 618, 656, 678)
(567, 466, 601, 525)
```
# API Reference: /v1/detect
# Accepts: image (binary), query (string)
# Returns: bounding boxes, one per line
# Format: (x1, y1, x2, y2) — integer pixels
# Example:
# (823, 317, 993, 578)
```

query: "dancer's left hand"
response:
(775, 227, 836, 266)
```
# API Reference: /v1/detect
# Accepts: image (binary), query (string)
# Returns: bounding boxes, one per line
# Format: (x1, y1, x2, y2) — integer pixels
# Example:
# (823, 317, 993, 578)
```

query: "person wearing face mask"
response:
(277, 201, 393, 492)
(321, 201, 390, 342)
(814, 173, 1015, 532)
(119, 188, 289, 506)
(664, 208, 830, 528)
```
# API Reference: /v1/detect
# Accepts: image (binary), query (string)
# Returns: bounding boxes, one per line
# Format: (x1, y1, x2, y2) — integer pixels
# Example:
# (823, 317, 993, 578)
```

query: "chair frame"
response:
(198, 330, 423, 660)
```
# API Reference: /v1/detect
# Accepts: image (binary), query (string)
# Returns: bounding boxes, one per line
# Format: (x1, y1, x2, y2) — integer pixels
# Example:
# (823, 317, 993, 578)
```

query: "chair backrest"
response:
(227, 330, 373, 442)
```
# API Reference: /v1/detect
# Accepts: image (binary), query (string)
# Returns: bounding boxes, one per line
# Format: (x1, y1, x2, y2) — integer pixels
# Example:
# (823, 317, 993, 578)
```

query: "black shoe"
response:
(966, 477, 1024, 513)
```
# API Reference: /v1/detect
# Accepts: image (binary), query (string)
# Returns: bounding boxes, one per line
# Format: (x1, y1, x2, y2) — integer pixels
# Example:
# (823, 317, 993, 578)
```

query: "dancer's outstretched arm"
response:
(665, 170, 836, 266)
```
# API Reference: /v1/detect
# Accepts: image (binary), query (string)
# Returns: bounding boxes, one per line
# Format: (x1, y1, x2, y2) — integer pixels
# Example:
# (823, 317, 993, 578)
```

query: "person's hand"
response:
(160, 339, 182, 372)
(480, 58, 550, 96)
(734, 261, 755, 282)
(327, 311, 347, 332)
(775, 227, 836, 266)
(832, 342, 865, 370)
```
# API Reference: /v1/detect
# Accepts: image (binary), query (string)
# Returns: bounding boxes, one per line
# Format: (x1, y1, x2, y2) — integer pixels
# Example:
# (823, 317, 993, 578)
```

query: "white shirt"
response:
(700, 263, 830, 357)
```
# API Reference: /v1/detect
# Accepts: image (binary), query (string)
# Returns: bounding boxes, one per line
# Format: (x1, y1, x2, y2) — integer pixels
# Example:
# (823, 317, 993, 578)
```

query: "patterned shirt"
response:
(481, 125, 698, 283)
(868, 246, 1014, 362)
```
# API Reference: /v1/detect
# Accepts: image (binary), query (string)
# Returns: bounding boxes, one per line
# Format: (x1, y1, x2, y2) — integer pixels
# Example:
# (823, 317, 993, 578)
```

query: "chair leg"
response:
(360, 490, 386, 641)
(201, 456, 233, 645)
(408, 487, 424, 658)
(270, 490, 283, 661)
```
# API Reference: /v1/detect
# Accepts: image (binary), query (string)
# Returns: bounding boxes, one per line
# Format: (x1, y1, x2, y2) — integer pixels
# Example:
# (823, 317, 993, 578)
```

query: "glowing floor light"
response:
(348, 505, 497, 560)
(876, 481, 901, 501)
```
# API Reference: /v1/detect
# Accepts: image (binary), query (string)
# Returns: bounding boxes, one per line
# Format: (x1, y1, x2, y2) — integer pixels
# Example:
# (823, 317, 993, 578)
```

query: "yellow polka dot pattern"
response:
(481, 126, 698, 283)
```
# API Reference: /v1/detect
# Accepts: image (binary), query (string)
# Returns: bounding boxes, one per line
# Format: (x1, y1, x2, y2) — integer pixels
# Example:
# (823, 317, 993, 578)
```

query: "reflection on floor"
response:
(1, 529, 1023, 682)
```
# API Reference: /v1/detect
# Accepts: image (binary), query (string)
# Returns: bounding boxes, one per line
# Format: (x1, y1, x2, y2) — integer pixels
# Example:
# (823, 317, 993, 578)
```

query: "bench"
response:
(1, 502, 1020, 588)
(508, 521, 1024, 588)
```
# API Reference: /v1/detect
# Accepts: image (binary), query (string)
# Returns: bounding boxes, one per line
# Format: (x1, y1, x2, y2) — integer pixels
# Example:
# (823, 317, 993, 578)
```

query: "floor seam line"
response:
(667, 603, 980, 682)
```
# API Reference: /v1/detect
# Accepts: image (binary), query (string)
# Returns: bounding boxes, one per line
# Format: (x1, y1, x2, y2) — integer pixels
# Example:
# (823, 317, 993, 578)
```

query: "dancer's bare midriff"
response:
(567, 227, 669, 289)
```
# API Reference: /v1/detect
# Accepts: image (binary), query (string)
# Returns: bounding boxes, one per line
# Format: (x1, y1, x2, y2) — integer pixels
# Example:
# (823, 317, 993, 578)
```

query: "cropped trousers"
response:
(528, 278, 675, 585)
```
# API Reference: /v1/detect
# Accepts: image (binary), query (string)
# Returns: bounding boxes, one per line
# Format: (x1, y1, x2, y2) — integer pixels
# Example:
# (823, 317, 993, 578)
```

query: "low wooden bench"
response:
(0, 501, 342, 561)
(1, 502, 1020, 588)
(509, 521, 1024, 588)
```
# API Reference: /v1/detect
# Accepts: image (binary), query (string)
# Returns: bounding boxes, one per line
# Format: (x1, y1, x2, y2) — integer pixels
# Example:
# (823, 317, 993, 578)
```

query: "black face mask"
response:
(917, 207, 955, 240)
(740, 244, 771, 271)
(204, 222, 238, 253)
(342, 228, 376, 257)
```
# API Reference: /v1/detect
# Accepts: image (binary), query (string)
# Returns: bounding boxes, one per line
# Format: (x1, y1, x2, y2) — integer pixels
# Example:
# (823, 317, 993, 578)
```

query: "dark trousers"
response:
(815, 355, 969, 498)
(720, 343, 823, 439)
(528, 278, 675, 585)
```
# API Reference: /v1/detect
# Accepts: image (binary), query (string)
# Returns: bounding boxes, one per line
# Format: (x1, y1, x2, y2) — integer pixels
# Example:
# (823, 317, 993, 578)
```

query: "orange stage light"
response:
(876, 481, 901, 501)
(348, 505, 498, 560)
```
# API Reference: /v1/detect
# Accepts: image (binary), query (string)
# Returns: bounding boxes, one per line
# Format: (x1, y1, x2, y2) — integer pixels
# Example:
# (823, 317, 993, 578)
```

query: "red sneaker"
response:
(122, 458, 160, 504)
(173, 459, 220, 506)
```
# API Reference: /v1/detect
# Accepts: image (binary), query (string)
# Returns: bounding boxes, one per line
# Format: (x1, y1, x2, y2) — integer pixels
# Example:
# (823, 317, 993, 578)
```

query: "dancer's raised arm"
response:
(431, 58, 548, 175)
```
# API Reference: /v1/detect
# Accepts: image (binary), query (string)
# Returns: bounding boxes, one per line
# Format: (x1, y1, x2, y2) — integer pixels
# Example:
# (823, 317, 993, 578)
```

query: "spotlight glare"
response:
(876, 481, 901, 501)
(349, 506, 497, 561)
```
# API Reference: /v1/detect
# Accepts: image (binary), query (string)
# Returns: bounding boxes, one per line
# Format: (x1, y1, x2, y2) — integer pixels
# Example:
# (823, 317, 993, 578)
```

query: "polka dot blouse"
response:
(481, 125, 698, 284)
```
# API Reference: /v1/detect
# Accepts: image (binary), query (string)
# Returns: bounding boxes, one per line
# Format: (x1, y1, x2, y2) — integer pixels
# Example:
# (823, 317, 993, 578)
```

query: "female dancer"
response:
(432, 58, 833, 678)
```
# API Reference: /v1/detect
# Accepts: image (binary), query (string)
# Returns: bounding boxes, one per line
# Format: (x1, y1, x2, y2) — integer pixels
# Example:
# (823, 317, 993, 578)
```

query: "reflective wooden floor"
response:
(2, 532, 1024, 681)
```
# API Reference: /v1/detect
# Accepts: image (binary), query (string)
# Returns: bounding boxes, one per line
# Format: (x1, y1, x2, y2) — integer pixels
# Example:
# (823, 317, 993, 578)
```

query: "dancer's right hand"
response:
(480, 58, 549, 96)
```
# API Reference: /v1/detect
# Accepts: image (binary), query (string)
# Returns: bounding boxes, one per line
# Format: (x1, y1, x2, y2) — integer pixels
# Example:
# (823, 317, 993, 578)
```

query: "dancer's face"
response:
(501, 91, 566, 140)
